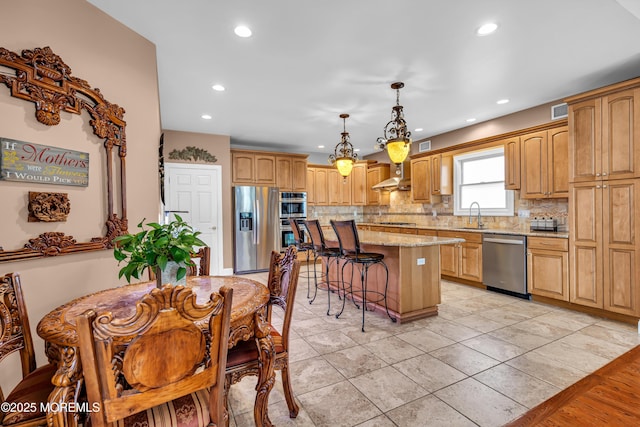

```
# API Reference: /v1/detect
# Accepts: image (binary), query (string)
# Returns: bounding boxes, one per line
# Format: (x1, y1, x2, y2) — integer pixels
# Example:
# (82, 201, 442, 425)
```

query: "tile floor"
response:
(227, 271, 640, 427)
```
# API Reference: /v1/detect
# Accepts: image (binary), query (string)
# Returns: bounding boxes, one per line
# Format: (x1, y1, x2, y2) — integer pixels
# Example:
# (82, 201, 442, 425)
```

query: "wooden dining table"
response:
(36, 275, 276, 427)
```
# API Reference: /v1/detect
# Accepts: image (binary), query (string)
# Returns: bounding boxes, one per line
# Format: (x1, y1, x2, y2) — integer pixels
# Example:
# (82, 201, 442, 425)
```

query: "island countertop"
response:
(323, 229, 464, 247)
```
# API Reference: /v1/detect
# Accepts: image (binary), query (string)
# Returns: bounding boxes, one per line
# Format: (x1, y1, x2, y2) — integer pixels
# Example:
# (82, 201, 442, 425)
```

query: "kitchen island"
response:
(323, 230, 463, 323)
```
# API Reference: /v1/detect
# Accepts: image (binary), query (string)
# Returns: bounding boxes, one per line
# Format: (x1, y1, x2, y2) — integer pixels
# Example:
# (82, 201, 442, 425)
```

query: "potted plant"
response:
(113, 215, 206, 287)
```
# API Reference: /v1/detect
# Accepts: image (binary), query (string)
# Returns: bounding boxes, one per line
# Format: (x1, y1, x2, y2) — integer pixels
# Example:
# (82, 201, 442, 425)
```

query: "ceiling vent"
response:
(418, 140, 432, 152)
(551, 103, 568, 120)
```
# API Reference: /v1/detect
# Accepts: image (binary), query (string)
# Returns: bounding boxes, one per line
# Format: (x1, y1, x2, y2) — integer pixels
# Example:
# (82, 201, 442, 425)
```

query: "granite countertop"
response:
(323, 229, 465, 247)
(359, 222, 569, 239)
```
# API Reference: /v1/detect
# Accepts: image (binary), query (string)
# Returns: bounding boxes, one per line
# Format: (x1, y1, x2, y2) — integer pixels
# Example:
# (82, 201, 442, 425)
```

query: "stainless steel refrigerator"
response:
(233, 186, 279, 273)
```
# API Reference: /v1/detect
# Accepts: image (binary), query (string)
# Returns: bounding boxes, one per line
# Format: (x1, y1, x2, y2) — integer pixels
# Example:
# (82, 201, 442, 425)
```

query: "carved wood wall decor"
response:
(28, 191, 70, 222)
(168, 146, 217, 163)
(0, 46, 129, 262)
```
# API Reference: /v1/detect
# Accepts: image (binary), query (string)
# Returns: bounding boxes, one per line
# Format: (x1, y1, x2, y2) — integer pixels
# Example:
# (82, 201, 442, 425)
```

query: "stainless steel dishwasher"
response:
(482, 233, 528, 298)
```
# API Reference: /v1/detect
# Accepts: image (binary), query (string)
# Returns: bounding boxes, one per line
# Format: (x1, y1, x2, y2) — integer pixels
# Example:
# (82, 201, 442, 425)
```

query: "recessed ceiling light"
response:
(318, 145, 325, 149)
(201, 114, 212, 120)
(414, 128, 423, 132)
(354, 148, 360, 152)
(477, 22, 498, 36)
(466, 118, 476, 123)
(212, 84, 225, 91)
(496, 99, 510, 105)
(234, 25, 252, 38)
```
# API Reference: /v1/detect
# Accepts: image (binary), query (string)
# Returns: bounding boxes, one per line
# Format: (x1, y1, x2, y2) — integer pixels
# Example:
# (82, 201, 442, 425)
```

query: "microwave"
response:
(279, 191, 307, 218)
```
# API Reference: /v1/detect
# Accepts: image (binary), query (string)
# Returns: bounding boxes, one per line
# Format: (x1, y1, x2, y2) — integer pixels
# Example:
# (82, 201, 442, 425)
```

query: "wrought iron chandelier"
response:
(375, 82, 412, 175)
(329, 113, 358, 180)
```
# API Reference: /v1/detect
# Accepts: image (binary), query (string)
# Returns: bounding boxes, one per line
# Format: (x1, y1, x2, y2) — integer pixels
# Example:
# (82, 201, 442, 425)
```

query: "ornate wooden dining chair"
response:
(225, 246, 301, 420)
(288, 218, 313, 298)
(76, 284, 233, 427)
(188, 246, 211, 276)
(0, 272, 56, 427)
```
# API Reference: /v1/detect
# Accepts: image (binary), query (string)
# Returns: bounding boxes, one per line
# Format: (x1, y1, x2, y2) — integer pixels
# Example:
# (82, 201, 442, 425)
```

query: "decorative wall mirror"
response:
(0, 46, 128, 262)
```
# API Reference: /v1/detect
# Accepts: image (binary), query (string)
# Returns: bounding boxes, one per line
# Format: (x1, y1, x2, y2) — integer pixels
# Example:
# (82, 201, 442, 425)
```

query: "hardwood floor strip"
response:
(505, 345, 640, 426)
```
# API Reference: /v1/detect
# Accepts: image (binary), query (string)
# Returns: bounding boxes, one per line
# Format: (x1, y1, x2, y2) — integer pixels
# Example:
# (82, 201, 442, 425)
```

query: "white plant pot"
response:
(155, 261, 187, 288)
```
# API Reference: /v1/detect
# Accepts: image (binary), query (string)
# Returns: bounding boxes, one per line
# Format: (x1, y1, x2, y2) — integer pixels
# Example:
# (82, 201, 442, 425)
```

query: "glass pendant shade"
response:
(386, 139, 411, 165)
(335, 157, 354, 177)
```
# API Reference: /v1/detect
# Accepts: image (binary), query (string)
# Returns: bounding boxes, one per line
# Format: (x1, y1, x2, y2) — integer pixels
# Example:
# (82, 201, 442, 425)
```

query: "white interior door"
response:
(164, 163, 223, 275)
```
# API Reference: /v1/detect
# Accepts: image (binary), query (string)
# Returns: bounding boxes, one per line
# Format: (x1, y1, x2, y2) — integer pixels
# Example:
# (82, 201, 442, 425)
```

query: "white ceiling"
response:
(87, 0, 640, 160)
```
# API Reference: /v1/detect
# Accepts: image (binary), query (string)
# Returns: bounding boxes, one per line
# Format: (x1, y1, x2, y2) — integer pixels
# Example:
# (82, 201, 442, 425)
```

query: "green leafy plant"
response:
(113, 215, 206, 282)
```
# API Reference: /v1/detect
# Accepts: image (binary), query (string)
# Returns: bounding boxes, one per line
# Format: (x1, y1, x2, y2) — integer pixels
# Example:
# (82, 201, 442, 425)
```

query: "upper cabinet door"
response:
(231, 152, 255, 184)
(503, 136, 521, 190)
(569, 98, 602, 183)
(520, 131, 548, 199)
(410, 157, 431, 203)
(547, 126, 569, 198)
(602, 87, 640, 181)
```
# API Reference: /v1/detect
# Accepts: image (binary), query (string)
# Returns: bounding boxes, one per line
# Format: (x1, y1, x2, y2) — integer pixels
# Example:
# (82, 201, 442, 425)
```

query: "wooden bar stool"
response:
(304, 219, 341, 315)
(330, 219, 396, 332)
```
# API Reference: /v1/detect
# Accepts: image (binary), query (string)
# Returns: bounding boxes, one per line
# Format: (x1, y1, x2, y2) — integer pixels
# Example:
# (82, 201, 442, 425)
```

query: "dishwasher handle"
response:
(484, 237, 525, 245)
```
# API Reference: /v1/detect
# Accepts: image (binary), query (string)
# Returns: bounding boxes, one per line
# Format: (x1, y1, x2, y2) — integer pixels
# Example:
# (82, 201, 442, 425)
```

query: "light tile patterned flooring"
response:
(228, 270, 640, 427)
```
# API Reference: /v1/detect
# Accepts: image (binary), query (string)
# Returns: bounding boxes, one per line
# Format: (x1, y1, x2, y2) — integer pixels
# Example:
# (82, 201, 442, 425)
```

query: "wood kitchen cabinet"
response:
(351, 162, 368, 205)
(306, 168, 315, 204)
(366, 163, 390, 205)
(528, 237, 569, 301)
(313, 167, 328, 205)
(410, 156, 431, 203)
(327, 168, 352, 205)
(569, 179, 640, 316)
(568, 84, 640, 183)
(438, 230, 483, 283)
(503, 136, 521, 190)
(276, 155, 307, 191)
(431, 154, 453, 195)
(232, 149, 308, 188)
(520, 126, 569, 199)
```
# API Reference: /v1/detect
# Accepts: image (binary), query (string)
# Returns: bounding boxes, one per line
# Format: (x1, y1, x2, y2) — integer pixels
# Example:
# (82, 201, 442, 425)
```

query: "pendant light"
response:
(375, 82, 412, 175)
(328, 113, 358, 181)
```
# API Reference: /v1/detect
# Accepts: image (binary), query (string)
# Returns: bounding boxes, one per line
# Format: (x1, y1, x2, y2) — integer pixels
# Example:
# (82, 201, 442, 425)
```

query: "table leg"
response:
(47, 345, 83, 427)
(253, 311, 275, 427)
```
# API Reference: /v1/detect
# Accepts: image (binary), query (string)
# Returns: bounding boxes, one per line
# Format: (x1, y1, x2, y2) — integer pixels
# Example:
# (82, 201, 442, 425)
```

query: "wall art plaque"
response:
(1, 138, 89, 187)
(28, 191, 71, 222)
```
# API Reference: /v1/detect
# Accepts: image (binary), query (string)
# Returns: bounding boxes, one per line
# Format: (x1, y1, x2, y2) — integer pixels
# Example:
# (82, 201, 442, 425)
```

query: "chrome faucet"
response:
(469, 201, 484, 228)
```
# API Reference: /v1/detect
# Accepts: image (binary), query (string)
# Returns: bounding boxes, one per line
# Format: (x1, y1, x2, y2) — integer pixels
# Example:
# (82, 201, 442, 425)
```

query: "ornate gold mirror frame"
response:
(0, 46, 128, 262)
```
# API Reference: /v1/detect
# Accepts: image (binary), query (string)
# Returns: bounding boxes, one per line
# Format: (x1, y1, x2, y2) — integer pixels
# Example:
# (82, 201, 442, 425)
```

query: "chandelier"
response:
(375, 82, 412, 175)
(328, 113, 358, 180)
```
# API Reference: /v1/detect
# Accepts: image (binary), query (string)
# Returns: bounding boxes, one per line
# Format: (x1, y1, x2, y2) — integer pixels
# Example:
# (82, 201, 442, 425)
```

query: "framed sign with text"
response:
(1, 138, 89, 186)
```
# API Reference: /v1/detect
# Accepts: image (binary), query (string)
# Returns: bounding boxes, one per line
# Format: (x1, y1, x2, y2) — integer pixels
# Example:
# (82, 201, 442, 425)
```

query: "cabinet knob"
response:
(596, 185, 601, 189)
(603, 185, 607, 189)
(603, 172, 608, 176)
(596, 173, 601, 177)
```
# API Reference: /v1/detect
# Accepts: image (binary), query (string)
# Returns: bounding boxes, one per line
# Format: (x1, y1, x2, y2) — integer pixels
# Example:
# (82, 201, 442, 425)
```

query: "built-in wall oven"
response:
(279, 192, 307, 250)
(279, 192, 307, 218)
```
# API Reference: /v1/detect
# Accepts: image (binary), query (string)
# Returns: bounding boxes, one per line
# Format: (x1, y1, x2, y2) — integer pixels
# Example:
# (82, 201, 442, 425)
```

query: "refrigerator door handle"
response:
(254, 198, 260, 245)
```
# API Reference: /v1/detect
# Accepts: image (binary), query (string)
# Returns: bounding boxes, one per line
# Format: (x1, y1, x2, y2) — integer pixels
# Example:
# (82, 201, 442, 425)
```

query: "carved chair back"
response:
(265, 247, 300, 336)
(76, 285, 233, 427)
(0, 273, 37, 397)
(188, 246, 211, 276)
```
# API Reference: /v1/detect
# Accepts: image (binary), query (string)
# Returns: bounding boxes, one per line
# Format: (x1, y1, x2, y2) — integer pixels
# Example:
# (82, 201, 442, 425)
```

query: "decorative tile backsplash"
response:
(308, 190, 568, 232)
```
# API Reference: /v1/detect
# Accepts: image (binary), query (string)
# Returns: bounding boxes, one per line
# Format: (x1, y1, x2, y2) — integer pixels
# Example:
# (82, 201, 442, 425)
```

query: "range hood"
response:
(372, 161, 411, 191)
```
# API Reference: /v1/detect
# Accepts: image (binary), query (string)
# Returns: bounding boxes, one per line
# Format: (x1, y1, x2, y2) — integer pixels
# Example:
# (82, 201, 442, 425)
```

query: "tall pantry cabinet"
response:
(566, 77, 640, 317)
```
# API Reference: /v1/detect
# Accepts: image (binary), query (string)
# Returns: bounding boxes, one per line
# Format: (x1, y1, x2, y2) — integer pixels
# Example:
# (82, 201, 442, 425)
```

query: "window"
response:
(453, 147, 514, 217)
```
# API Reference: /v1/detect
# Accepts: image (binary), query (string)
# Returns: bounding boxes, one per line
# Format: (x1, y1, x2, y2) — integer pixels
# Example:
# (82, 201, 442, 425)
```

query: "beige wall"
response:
(161, 130, 233, 270)
(0, 0, 161, 391)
